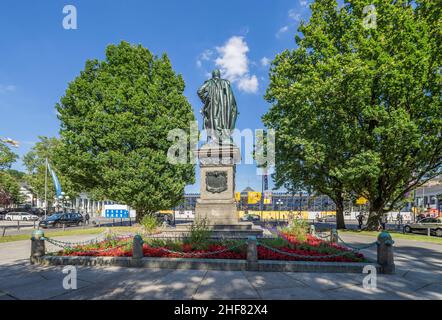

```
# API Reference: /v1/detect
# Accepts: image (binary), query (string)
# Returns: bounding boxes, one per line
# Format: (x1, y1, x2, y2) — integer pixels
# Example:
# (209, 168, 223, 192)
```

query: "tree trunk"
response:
(335, 194, 346, 230)
(366, 199, 384, 230)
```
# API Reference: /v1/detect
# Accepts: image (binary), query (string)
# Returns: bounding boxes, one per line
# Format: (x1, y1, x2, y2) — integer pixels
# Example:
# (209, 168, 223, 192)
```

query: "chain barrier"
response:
(256, 240, 359, 259)
(314, 232, 331, 240)
(336, 234, 378, 251)
(68, 243, 130, 253)
(44, 236, 131, 253)
(41, 230, 134, 250)
(41, 230, 111, 248)
(144, 240, 248, 257)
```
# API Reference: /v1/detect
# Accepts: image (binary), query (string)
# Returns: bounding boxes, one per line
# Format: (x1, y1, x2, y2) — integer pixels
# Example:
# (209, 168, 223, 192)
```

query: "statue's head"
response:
(212, 69, 221, 79)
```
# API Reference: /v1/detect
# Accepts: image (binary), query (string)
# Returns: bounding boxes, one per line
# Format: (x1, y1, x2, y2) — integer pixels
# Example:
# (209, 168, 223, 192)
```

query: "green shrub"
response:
(140, 214, 160, 234)
(279, 218, 309, 242)
(186, 218, 212, 250)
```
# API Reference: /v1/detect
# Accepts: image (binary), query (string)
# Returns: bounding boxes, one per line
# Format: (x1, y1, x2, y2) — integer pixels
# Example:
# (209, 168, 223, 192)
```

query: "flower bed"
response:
(54, 233, 365, 263)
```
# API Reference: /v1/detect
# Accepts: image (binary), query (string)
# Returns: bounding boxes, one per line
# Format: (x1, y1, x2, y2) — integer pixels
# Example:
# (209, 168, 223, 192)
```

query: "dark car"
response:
(39, 212, 84, 228)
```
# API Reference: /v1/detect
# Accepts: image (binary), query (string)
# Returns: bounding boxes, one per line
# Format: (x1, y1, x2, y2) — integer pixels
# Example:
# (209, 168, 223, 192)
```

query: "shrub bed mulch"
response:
(55, 233, 365, 262)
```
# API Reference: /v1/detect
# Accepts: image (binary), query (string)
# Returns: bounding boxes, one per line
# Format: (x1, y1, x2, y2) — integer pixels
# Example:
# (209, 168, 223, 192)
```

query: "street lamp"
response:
(276, 199, 283, 221)
(58, 192, 69, 213)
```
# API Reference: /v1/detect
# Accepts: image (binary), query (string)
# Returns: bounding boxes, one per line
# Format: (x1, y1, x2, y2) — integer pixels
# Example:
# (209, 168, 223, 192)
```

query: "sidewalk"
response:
(0, 233, 440, 300)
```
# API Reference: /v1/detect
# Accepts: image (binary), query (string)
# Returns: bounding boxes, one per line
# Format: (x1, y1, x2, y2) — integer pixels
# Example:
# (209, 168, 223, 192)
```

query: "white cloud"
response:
(214, 36, 258, 93)
(260, 57, 271, 67)
(215, 36, 250, 81)
(0, 84, 16, 93)
(237, 75, 258, 93)
(276, 25, 289, 38)
(299, 0, 309, 7)
(196, 49, 213, 68)
(288, 9, 301, 21)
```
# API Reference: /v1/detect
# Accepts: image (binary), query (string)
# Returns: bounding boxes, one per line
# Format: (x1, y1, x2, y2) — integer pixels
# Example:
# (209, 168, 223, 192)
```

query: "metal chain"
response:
(43, 231, 130, 250)
(315, 232, 331, 240)
(45, 237, 131, 252)
(336, 234, 378, 251)
(151, 242, 247, 257)
(67, 243, 130, 253)
(42, 230, 110, 247)
(257, 241, 358, 259)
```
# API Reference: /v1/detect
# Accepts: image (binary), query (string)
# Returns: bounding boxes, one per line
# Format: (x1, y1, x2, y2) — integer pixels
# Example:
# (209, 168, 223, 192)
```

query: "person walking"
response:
(396, 212, 403, 230)
(84, 212, 90, 225)
(356, 213, 365, 230)
(381, 213, 388, 230)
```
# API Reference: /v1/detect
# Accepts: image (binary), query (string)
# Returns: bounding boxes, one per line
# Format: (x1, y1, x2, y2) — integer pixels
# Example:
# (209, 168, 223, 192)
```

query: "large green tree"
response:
(264, 0, 441, 229)
(55, 41, 196, 221)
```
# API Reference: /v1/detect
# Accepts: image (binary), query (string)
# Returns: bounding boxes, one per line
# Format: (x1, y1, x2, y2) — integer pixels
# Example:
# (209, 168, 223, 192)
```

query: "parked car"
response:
(39, 212, 84, 228)
(29, 207, 45, 216)
(40, 212, 84, 228)
(317, 215, 337, 223)
(403, 218, 442, 237)
(4, 212, 39, 221)
(240, 214, 260, 222)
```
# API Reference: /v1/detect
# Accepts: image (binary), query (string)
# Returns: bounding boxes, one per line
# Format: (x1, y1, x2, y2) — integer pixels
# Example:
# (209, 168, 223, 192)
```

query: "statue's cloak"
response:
(198, 78, 238, 138)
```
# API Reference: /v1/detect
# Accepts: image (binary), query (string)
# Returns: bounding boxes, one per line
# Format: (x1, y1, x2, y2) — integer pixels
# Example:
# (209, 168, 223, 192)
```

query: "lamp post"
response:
(276, 199, 283, 221)
(299, 191, 303, 217)
(58, 192, 69, 213)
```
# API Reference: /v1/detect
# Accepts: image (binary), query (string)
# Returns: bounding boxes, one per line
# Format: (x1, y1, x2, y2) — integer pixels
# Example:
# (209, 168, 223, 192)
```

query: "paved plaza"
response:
(0, 233, 441, 300)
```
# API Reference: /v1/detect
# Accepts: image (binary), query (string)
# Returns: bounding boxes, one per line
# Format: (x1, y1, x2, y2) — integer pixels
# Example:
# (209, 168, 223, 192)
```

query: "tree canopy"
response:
(263, 0, 441, 229)
(0, 141, 21, 206)
(0, 140, 18, 170)
(55, 41, 196, 220)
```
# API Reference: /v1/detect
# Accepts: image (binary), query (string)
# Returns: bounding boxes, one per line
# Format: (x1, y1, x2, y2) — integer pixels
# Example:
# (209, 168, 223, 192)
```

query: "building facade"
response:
(175, 187, 340, 212)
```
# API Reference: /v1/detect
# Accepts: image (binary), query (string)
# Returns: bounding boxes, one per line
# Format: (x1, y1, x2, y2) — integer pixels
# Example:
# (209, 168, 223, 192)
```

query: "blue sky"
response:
(0, 0, 313, 193)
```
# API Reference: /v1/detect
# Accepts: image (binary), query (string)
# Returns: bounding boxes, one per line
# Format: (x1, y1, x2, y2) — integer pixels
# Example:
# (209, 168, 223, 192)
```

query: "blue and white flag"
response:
(47, 162, 62, 197)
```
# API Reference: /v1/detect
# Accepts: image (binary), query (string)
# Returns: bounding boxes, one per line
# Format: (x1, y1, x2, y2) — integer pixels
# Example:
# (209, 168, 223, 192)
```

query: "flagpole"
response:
(261, 173, 264, 221)
(44, 158, 48, 220)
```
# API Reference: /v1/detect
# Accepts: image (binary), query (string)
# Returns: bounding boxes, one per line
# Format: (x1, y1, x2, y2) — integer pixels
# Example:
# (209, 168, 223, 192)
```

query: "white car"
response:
(5, 212, 39, 221)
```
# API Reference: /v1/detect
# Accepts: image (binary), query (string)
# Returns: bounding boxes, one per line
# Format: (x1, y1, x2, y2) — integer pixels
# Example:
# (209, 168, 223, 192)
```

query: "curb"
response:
(35, 255, 381, 273)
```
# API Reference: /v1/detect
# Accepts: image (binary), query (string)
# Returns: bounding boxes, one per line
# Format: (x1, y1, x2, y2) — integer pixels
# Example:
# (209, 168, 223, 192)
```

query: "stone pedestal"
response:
(195, 143, 241, 225)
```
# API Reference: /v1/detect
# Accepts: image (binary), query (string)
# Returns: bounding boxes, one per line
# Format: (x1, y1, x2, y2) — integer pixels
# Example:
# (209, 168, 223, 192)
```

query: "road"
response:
(0, 231, 440, 300)
(0, 217, 133, 236)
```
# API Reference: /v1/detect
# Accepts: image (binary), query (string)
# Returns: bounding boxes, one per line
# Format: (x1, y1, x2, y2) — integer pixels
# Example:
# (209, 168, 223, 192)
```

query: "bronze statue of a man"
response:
(197, 69, 238, 144)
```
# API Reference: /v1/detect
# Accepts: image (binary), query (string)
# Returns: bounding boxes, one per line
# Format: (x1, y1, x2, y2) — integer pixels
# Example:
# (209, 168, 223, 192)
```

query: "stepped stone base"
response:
(192, 143, 263, 238)
(163, 223, 264, 239)
(195, 200, 237, 225)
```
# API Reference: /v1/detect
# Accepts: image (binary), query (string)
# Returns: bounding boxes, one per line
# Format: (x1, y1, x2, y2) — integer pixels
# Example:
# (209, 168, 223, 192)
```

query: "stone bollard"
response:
(330, 228, 338, 244)
(309, 225, 316, 236)
(30, 230, 45, 264)
(377, 231, 395, 274)
(246, 236, 258, 271)
(131, 235, 144, 267)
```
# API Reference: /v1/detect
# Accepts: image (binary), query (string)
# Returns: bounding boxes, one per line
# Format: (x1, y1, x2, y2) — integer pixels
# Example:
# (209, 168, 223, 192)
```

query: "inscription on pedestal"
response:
(205, 171, 228, 193)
